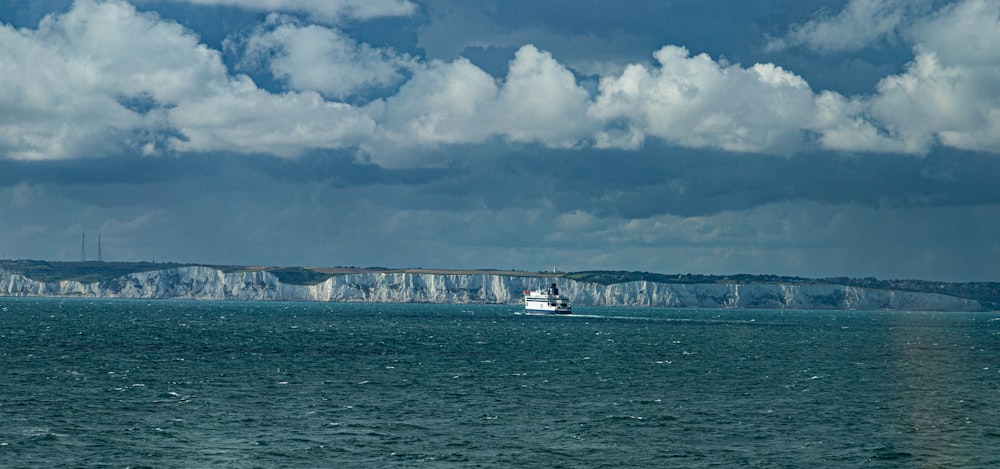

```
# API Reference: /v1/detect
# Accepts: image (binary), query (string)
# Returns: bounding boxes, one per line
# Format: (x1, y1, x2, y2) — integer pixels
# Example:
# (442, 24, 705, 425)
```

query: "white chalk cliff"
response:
(0, 266, 982, 311)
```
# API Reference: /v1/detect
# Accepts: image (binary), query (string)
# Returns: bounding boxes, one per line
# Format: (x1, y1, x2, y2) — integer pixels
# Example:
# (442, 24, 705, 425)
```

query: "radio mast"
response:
(81, 232, 86, 262)
(97, 233, 103, 262)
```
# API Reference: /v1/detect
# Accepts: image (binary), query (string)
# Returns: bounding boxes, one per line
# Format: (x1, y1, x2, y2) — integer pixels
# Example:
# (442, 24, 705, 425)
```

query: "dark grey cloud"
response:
(3, 147, 1000, 280)
(449, 144, 1000, 218)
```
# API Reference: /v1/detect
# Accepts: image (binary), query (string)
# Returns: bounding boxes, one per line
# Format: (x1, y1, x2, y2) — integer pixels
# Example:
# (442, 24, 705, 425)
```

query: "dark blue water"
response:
(2, 298, 998, 467)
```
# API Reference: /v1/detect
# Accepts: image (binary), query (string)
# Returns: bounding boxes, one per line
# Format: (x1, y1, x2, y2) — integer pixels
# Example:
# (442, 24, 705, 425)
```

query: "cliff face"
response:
(0, 267, 982, 311)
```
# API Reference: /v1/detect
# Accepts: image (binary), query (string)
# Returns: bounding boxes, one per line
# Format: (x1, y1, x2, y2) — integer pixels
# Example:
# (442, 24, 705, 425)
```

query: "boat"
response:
(523, 283, 572, 314)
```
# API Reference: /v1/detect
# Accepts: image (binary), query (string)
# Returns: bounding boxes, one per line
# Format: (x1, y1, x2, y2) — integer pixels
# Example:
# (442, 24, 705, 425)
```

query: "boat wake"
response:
(515, 311, 768, 326)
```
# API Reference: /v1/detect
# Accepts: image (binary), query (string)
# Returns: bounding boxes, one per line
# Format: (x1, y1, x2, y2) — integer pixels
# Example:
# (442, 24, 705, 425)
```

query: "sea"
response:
(1, 298, 998, 468)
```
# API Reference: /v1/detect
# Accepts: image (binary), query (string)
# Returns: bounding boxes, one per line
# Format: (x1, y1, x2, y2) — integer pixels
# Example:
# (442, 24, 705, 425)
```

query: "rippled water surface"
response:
(2, 298, 998, 467)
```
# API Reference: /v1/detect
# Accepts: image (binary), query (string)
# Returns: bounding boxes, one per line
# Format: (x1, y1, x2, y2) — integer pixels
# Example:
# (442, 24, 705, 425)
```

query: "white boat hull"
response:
(523, 283, 572, 314)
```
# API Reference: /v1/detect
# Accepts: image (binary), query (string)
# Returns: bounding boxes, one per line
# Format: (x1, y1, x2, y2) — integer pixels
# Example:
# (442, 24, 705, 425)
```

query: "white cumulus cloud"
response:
(0, 0, 223, 159)
(237, 14, 413, 99)
(493, 45, 595, 148)
(5, 0, 1000, 165)
(0, 0, 376, 160)
(591, 46, 821, 154)
(764, 0, 1000, 156)
(855, 0, 1000, 154)
(168, 76, 375, 157)
(374, 57, 500, 148)
(367, 45, 594, 164)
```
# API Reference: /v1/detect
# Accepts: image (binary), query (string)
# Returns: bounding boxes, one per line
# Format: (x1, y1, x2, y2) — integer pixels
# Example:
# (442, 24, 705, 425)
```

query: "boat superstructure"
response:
(523, 283, 572, 314)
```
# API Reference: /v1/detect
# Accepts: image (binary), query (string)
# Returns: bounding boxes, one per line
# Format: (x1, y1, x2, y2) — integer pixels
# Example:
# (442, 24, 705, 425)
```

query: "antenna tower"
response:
(97, 233, 103, 262)
(81, 232, 86, 262)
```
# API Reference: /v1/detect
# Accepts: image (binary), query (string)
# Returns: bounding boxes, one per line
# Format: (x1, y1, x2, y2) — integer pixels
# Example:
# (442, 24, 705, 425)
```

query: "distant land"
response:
(1, 260, 998, 311)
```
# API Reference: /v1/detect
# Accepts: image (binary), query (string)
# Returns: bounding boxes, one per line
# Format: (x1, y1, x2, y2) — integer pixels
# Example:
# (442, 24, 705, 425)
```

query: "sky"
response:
(1, 0, 999, 282)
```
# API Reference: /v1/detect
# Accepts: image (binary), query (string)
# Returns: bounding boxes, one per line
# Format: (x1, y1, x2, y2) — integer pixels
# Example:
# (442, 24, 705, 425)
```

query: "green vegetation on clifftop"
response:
(566, 270, 1000, 310)
(0, 260, 194, 284)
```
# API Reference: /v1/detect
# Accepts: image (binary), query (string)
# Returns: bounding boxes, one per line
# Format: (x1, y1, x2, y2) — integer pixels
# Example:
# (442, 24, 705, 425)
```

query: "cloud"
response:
(235, 14, 414, 99)
(372, 56, 500, 151)
(370, 43, 838, 162)
(367, 44, 594, 164)
(3, 0, 1000, 283)
(7, 183, 38, 208)
(167, 76, 375, 157)
(491, 45, 594, 147)
(912, 0, 1000, 67)
(153, 0, 417, 22)
(0, 0, 206, 160)
(812, 91, 911, 153)
(4, 0, 1000, 165)
(560, 201, 1000, 280)
(0, 0, 376, 160)
(763, 0, 1000, 156)
(861, 0, 1000, 154)
(766, 0, 934, 53)
(3, 141, 998, 279)
(591, 46, 821, 154)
